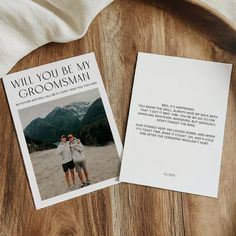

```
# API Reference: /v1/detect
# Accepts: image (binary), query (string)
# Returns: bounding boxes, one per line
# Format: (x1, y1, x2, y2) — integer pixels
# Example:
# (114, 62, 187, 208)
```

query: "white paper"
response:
(3, 53, 122, 209)
(120, 52, 232, 197)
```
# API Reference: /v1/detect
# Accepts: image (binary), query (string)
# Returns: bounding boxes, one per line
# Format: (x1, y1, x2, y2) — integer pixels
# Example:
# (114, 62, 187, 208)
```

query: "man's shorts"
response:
(74, 160, 86, 173)
(62, 160, 75, 172)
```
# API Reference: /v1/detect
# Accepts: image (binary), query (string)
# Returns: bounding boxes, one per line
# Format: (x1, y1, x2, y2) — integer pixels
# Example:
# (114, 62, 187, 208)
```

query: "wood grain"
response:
(1, 0, 236, 235)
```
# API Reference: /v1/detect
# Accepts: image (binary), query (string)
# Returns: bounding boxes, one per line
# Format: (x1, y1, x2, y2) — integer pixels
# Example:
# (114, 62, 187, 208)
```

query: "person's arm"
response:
(69, 142, 77, 149)
(68, 138, 79, 148)
(76, 143, 84, 152)
(56, 145, 64, 155)
(70, 142, 83, 152)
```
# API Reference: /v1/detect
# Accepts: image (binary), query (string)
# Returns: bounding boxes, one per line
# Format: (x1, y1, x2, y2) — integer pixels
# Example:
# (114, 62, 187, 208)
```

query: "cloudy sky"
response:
(19, 88, 100, 129)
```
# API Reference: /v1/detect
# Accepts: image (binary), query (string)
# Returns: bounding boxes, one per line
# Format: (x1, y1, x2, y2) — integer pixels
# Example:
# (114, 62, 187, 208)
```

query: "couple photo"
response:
(18, 88, 121, 200)
(57, 134, 90, 190)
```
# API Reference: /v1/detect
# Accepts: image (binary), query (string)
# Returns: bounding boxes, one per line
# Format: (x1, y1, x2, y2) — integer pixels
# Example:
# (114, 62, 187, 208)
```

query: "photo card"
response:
(3, 53, 122, 209)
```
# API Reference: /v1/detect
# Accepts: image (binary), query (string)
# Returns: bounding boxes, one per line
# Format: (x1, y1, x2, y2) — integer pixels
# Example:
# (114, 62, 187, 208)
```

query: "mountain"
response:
(76, 98, 114, 146)
(24, 102, 90, 144)
(24, 106, 82, 144)
(64, 102, 90, 120)
(81, 98, 106, 125)
(24, 98, 114, 149)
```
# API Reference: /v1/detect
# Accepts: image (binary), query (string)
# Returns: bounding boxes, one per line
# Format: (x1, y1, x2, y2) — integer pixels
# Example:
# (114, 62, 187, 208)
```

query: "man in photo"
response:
(56, 135, 76, 190)
(68, 134, 90, 187)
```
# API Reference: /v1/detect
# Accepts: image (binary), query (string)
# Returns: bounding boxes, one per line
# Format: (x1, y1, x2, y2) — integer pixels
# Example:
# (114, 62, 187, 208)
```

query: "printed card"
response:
(120, 52, 232, 197)
(3, 53, 122, 209)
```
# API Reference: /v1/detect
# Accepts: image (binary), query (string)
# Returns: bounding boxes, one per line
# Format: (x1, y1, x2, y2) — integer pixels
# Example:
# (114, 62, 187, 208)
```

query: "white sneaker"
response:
(75, 184, 80, 189)
(70, 184, 76, 190)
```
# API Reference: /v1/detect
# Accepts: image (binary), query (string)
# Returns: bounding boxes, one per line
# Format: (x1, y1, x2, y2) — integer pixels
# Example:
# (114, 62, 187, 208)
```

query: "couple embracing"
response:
(57, 134, 90, 190)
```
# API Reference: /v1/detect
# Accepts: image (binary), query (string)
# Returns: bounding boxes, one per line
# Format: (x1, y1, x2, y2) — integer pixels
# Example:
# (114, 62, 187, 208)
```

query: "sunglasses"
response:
(68, 136, 73, 139)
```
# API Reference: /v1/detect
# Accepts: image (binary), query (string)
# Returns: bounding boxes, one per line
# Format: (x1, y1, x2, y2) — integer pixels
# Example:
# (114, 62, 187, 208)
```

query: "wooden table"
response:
(1, 1, 236, 235)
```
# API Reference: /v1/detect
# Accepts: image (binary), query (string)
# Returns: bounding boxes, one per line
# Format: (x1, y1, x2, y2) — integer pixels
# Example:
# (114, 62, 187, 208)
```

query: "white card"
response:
(120, 52, 232, 197)
(3, 53, 122, 209)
